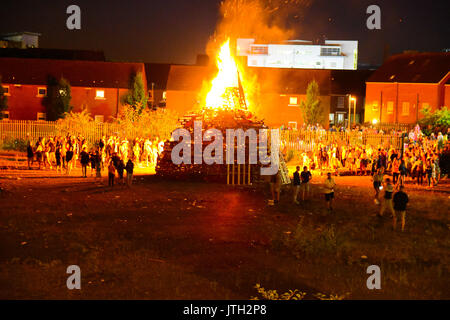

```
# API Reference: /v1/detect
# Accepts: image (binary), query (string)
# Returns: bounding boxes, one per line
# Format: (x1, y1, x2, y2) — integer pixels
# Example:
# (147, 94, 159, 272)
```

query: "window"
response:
(37, 112, 46, 121)
(387, 101, 394, 114)
(337, 113, 344, 123)
(95, 90, 105, 99)
(329, 113, 335, 123)
(289, 97, 298, 106)
(288, 121, 298, 130)
(337, 96, 345, 109)
(1, 111, 9, 120)
(372, 101, 379, 111)
(402, 102, 410, 116)
(2, 86, 10, 96)
(250, 45, 268, 55)
(321, 47, 340, 56)
(37, 87, 46, 97)
(94, 115, 104, 123)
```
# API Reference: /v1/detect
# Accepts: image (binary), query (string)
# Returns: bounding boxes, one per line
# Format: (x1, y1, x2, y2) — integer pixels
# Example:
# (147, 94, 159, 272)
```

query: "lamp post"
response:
(350, 96, 357, 127)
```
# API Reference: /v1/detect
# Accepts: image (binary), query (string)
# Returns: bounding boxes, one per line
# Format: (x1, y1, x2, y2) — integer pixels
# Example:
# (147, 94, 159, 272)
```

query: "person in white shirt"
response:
(323, 172, 336, 211)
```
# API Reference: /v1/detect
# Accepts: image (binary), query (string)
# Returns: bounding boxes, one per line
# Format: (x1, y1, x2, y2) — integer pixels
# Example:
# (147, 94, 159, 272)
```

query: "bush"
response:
(1, 137, 28, 152)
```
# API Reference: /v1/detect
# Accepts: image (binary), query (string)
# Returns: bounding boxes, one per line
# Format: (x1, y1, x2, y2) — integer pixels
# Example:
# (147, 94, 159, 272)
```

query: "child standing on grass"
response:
(108, 161, 116, 187)
(117, 158, 125, 185)
(393, 185, 409, 231)
(55, 144, 62, 173)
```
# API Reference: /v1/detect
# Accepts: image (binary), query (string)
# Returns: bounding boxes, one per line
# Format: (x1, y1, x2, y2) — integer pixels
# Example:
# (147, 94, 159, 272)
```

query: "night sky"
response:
(0, 0, 448, 65)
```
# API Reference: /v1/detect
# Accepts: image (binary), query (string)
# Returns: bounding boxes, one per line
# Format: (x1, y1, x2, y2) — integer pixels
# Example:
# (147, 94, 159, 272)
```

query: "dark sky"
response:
(0, 0, 448, 65)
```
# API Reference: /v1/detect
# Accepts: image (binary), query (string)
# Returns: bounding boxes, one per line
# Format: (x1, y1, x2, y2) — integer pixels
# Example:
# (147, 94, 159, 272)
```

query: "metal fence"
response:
(0, 120, 123, 146)
(281, 130, 402, 153)
(1, 120, 403, 153)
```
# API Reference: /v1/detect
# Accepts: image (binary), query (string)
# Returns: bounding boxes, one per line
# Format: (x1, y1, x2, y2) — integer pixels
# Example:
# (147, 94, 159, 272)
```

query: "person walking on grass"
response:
(108, 161, 116, 187)
(293, 166, 301, 204)
(379, 178, 395, 218)
(65, 146, 74, 175)
(300, 166, 312, 201)
(393, 185, 409, 231)
(126, 159, 134, 187)
(372, 168, 384, 205)
(323, 172, 336, 211)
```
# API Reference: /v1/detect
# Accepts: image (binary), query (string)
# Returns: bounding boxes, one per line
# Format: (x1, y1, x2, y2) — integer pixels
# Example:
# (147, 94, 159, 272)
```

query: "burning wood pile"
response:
(155, 39, 288, 184)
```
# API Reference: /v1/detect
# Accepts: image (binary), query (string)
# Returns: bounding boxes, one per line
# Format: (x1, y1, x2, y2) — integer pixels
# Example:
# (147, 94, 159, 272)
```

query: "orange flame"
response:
(205, 39, 246, 110)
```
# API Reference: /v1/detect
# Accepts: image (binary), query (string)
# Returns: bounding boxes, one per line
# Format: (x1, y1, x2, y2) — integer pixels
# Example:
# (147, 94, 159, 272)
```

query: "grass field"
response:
(0, 167, 449, 299)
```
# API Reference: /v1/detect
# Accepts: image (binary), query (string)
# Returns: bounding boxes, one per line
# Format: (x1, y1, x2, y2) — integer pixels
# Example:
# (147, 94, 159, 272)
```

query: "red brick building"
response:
(0, 58, 146, 121)
(365, 52, 450, 125)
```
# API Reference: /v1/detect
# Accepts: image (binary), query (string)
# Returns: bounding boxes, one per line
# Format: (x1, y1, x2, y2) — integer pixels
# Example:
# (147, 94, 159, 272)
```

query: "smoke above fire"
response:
(200, 0, 313, 115)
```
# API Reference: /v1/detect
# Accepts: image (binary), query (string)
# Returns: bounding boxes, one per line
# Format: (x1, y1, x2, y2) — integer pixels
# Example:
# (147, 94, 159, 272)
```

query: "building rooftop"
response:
(367, 52, 450, 83)
(0, 57, 145, 88)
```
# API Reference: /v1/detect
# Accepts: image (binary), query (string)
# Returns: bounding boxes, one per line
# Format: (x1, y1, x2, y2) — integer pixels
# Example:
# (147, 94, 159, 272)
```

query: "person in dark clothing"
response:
(116, 159, 125, 184)
(393, 186, 409, 231)
(89, 151, 96, 177)
(108, 161, 116, 187)
(125, 159, 134, 186)
(27, 142, 34, 169)
(292, 166, 301, 204)
(300, 166, 312, 201)
(55, 145, 62, 173)
(80, 148, 90, 178)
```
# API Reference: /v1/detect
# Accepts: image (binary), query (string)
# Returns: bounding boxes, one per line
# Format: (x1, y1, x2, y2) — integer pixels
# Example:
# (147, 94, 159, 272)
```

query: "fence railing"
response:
(1, 120, 403, 153)
(280, 129, 402, 153)
(0, 120, 128, 146)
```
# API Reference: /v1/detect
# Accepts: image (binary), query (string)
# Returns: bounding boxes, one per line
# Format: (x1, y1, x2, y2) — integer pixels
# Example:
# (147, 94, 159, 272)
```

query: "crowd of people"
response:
(284, 125, 448, 190)
(25, 134, 166, 186)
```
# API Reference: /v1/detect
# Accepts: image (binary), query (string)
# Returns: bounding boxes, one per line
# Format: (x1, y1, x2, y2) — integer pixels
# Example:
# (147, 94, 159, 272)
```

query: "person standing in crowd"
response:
(95, 150, 102, 180)
(292, 166, 301, 204)
(125, 159, 134, 187)
(398, 159, 407, 188)
(80, 148, 90, 178)
(323, 172, 336, 211)
(379, 178, 395, 217)
(300, 166, 312, 201)
(108, 161, 116, 187)
(117, 158, 125, 185)
(392, 157, 400, 185)
(35, 140, 43, 170)
(27, 141, 34, 169)
(65, 145, 74, 175)
(425, 159, 433, 188)
(393, 185, 409, 231)
(55, 143, 62, 174)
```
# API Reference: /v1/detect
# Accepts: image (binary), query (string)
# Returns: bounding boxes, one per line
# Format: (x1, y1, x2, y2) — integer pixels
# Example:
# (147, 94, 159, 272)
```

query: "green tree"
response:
(121, 72, 148, 114)
(43, 76, 73, 121)
(0, 76, 8, 120)
(419, 105, 450, 135)
(300, 80, 325, 126)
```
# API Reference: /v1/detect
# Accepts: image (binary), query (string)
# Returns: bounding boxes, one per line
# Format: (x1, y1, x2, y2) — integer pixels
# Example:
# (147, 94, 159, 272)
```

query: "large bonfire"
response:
(155, 38, 267, 181)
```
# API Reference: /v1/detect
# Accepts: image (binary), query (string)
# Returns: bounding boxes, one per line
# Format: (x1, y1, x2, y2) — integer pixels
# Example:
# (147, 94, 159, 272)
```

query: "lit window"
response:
(1, 110, 9, 120)
(288, 121, 298, 130)
(372, 101, 379, 111)
(95, 90, 105, 99)
(37, 112, 46, 121)
(162, 91, 167, 100)
(94, 115, 104, 123)
(289, 97, 298, 105)
(337, 113, 344, 122)
(2, 86, 10, 96)
(387, 101, 394, 114)
(37, 87, 46, 97)
(402, 102, 410, 116)
(329, 113, 335, 122)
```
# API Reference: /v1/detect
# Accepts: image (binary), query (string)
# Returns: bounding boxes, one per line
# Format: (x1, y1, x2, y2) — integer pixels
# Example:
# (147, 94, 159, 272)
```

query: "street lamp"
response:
(350, 97, 356, 127)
